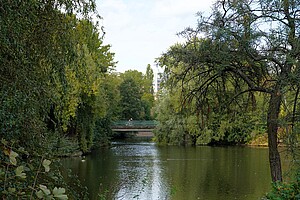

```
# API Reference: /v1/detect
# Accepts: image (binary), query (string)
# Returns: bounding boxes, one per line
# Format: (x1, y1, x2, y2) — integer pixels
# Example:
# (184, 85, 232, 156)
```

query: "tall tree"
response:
(119, 69, 155, 120)
(145, 64, 154, 94)
(0, 1, 111, 198)
(0, 0, 115, 154)
(119, 78, 143, 120)
(0, 0, 95, 149)
(143, 65, 155, 119)
(51, 19, 115, 152)
(158, 0, 300, 182)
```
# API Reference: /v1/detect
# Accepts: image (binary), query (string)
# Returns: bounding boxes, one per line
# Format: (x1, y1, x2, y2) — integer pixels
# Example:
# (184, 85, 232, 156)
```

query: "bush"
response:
(265, 173, 300, 200)
(0, 139, 88, 199)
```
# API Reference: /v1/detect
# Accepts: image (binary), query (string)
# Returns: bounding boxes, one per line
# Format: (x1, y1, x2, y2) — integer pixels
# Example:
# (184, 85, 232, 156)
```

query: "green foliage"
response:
(154, 91, 195, 145)
(119, 78, 143, 120)
(154, 77, 267, 145)
(205, 113, 264, 145)
(145, 64, 155, 94)
(0, 0, 115, 198)
(265, 173, 300, 200)
(0, 0, 114, 153)
(47, 132, 80, 157)
(35, 185, 68, 200)
(118, 69, 155, 120)
(120, 70, 145, 88)
(102, 73, 122, 120)
(0, 140, 70, 199)
(141, 95, 153, 120)
(50, 18, 114, 153)
(156, 0, 300, 181)
(93, 118, 113, 147)
(54, 19, 115, 152)
(76, 95, 99, 153)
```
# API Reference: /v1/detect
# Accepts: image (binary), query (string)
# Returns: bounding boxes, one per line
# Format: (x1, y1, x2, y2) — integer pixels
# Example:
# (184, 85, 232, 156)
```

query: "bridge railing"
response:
(111, 120, 158, 127)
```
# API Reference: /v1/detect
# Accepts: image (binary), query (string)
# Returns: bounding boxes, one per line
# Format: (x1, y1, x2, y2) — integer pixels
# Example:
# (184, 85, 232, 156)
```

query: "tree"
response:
(119, 78, 143, 120)
(0, 0, 96, 149)
(0, 0, 108, 198)
(154, 87, 199, 145)
(143, 65, 155, 119)
(93, 73, 122, 147)
(0, 0, 116, 154)
(50, 19, 115, 152)
(120, 70, 145, 87)
(154, 68, 266, 146)
(158, 0, 300, 182)
(119, 69, 155, 120)
(145, 64, 154, 94)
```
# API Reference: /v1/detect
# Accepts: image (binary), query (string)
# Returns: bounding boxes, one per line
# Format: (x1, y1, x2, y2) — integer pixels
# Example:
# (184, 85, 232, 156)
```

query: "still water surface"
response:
(62, 141, 275, 200)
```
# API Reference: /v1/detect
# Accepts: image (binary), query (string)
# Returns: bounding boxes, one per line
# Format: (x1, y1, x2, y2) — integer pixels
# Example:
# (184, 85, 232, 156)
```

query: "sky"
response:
(96, 0, 215, 73)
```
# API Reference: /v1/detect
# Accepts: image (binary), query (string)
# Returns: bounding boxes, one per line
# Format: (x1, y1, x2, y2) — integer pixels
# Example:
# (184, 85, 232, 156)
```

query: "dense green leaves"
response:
(0, 0, 118, 154)
(118, 69, 155, 120)
(0, 0, 117, 198)
(155, 0, 300, 182)
(0, 0, 109, 150)
(119, 78, 143, 120)
(265, 172, 300, 200)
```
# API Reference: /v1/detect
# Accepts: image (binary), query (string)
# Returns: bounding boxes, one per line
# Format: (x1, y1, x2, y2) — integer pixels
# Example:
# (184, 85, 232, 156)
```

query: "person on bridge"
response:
(127, 118, 133, 126)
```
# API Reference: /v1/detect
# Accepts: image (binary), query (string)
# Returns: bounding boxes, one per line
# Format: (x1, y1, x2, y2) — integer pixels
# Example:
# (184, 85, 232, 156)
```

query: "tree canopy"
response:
(0, 0, 120, 152)
(156, 0, 300, 182)
(118, 68, 155, 120)
(0, 0, 119, 198)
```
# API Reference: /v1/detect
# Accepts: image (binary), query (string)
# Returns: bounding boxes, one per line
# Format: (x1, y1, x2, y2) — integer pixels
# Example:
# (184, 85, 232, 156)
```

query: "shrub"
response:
(265, 172, 300, 200)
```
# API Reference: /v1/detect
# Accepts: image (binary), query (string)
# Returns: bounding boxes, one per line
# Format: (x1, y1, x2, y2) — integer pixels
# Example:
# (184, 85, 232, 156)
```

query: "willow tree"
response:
(159, 0, 300, 182)
(0, 0, 104, 198)
(0, 0, 97, 149)
(51, 19, 115, 152)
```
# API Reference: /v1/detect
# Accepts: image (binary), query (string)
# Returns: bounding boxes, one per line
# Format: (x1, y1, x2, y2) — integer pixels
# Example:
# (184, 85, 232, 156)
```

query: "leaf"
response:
(15, 166, 26, 179)
(0, 169, 4, 176)
(28, 163, 34, 171)
(39, 184, 51, 196)
(42, 159, 51, 172)
(18, 147, 29, 156)
(9, 150, 18, 166)
(53, 187, 68, 200)
(1, 139, 8, 145)
(36, 190, 44, 199)
(55, 194, 68, 200)
(3, 148, 10, 156)
(8, 187, 16, 193)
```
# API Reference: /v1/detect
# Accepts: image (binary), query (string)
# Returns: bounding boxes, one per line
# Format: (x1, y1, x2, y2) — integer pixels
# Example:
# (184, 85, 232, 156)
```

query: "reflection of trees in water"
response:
(164, 146, 271, 200)
(62, 144, 275, 200)
(61, 149, 120, 200)
(114, 143, 169, 199)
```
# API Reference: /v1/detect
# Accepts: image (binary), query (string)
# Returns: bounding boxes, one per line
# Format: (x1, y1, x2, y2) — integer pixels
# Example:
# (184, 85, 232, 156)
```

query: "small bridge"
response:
(111, 120, 158, 137)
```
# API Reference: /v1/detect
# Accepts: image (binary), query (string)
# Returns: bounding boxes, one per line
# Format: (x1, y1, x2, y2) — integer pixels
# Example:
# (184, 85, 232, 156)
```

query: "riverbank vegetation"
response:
(0, 0, 155, 198)
(1, 0, 300, 198)
(154, 0, 300, 184)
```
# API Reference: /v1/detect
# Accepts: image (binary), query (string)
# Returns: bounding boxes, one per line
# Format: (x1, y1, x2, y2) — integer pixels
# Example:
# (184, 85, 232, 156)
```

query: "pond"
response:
(61, 141, 287, 200)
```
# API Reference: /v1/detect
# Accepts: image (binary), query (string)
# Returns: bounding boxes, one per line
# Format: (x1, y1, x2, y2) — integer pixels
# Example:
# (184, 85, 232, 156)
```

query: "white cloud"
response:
(96, 0, 215, 73)
(152, 0, 212, 18)
(98, 0, 131, 31)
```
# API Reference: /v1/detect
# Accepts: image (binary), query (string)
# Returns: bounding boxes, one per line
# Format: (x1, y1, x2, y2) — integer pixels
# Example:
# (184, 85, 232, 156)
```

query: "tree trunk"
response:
(267, 91, 283, 182)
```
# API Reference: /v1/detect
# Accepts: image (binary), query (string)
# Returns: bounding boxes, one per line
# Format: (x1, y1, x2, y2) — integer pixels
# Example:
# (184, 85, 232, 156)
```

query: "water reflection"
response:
(162, 146, 271, 200)
(62, 142, 277, 200)
(113, 142, 169, 199)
